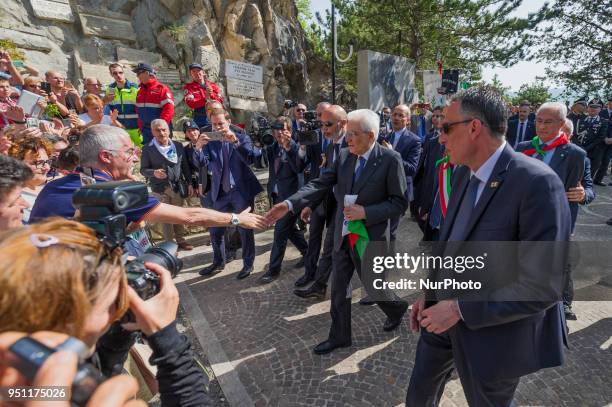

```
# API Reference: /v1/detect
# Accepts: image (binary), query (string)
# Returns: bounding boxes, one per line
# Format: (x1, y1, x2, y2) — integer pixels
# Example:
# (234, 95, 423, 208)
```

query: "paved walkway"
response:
(176, 174, 612, 406)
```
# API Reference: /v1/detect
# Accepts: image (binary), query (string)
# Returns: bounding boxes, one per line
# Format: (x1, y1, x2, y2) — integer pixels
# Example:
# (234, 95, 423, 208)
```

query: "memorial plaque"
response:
(225, 60, 263, 83)
(116, 47, 162, 67)
(79, 13, 136, 41)
(227, 78, 265, 99)
(229, 97, 268, 112)
(157, 70, 182, 85)
(30, 0, 75, 23)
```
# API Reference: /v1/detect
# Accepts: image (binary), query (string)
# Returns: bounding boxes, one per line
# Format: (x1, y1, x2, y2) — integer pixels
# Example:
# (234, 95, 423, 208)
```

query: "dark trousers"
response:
(312, 220, 335, 289)
(328, 238, 407, 344)
(594, 145, 611, 183)
(407, 329, 519, 407)
(210, 188, 254, 267)
(268, 196, 308, 273)
(390, 215, 401, 242)
(304, 203, 327, 280)
(587, 145, 605, 179)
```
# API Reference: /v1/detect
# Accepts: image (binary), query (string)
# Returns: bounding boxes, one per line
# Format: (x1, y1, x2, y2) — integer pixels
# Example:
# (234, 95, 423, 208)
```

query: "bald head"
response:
(326, 105, 347, 120)
(321, 105, 348, 140)
(391, 104, 411, 131)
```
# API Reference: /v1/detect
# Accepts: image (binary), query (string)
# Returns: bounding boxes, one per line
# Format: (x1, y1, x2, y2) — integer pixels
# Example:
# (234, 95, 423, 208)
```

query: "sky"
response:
(308, 0, 556, 92)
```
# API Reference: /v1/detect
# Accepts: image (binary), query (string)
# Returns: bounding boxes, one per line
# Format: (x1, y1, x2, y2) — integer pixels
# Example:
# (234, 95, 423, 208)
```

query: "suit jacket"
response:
(288, 142, 408, 251)
(192, 132, 263, 202)
(140, 140, 192, 194)
(516, 140, 595, 230)
(506, 119, 536, 148)
(434, 144, 571, 381)
(384, 128, 421, 201)
(413, 133, 445, 218)
(304, 129, 326, 181)
(266, 140, 305, 201)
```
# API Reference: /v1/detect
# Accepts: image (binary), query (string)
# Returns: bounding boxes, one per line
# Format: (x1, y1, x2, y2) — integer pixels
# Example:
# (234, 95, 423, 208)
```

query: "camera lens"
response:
(138, 241, 183, 278)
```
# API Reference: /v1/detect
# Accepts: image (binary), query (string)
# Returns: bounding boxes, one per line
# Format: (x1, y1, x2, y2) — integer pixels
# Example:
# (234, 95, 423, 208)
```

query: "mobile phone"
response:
(41, 82, 52, 94)
(26, 117, 39, 128)
(202, 131, 225, 141)
(61, 118, 72, 127)
(13, 60, 24, 68)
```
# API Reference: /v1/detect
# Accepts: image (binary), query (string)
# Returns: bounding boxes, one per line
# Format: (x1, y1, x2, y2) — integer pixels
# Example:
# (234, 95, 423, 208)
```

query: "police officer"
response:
(574, 98, 608, 181)
(594, 96, 612, 186)
(567, 98, 588, 139)
(183, 63, 224, 128)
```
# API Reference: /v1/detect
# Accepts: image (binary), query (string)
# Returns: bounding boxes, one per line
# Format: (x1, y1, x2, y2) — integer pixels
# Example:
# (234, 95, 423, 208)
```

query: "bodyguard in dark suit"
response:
(266, 109, 409, 355)
(506, 113, 536, 149)
(140, 119, 193, 250)
(407, 87, 571, 406)
(258, 116, 309, 284)
(294, 105, 349, 299)
(193, 109, 263, 279)
(383, 104, 421, 244)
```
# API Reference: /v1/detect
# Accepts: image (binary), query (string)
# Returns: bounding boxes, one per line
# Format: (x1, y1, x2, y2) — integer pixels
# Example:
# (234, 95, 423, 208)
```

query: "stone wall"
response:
(0, 0, 326, 124)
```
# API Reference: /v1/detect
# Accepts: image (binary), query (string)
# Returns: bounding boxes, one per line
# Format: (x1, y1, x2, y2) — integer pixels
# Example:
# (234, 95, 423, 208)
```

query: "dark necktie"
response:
(447, 175, 480, 241)
(221, 142, 231, 193)
(516, 122, 525, 146)
(332, 143, 340, 165)
(389, 132, 396, 146)
(351, 156, 367, 192)
(322, 136, 329, 152)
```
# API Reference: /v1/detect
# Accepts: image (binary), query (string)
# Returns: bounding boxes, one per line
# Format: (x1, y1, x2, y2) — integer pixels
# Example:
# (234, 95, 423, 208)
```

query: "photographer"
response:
(0, 154, 32, 231)
(0, 218, 210, 406)
(141, 119, 194, 251)
(30, 124, 267, 231)
(44, 70, 83, 117)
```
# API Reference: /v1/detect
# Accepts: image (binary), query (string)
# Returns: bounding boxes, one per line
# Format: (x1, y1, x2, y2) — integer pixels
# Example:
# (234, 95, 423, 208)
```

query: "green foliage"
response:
(296, 0, 313, 30)
(0, 39, 25, 61)
(160, 23, 187, 41)
(303, 0, 544, 96)
(45, 103, 62, 119)
(511, 77, 552, 106)
(531, 0, 611, 96)
(472, 74, 512, 102)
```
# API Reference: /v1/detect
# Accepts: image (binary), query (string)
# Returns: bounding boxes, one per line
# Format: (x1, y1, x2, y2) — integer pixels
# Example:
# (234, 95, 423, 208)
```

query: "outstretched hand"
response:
(265, 202, 289, 226)
(237, 206, 268, 230)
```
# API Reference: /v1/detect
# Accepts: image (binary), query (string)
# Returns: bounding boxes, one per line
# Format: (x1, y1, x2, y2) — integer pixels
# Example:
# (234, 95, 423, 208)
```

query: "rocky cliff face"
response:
(0, 0, 325, 121)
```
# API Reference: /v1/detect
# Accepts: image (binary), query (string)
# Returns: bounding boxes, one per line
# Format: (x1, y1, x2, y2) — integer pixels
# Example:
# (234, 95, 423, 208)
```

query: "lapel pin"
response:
(490, 181, 499, 188)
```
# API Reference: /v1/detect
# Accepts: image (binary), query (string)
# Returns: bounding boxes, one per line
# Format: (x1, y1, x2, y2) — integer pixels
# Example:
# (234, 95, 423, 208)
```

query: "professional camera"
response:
(250, 115, 275, 146)
(297, 110, 321, 145)
(284, 100, 298, 109)
(72, 181, 183, 300)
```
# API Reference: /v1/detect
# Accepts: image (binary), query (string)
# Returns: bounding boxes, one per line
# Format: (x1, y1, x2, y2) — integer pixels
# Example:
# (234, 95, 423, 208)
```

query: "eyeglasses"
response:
(441, 119, 475, 134)
(322, 121, 336, 128)
(32, 159, 53, 169)
(107, 148, 138, 157)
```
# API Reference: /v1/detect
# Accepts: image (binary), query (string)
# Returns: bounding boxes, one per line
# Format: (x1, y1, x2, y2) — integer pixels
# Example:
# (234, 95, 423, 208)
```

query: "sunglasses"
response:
(295, 108, 306, 112)
(441, 118, 474, 134)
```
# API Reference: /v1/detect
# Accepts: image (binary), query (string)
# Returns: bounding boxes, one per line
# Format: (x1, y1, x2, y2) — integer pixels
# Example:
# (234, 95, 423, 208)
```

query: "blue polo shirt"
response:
(30, 169, 161, 224)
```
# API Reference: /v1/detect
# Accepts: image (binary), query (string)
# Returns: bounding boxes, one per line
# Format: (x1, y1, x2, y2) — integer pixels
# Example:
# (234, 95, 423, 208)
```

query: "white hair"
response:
(151, 118, 168, 129)
(563, 118, 574, 135)
(537, 102, 567, 121)
(79, 124, 129, 166)
(347, 109, 379, 135)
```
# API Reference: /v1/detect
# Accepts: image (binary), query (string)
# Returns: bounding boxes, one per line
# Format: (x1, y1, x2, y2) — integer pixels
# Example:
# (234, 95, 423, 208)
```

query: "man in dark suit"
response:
(574, 98, 609, 184)
(506, 103, 536, 148)
(259, 116, 309, 284)
(407, 87, 571, 406)
(516, 102, 595, 321)
(594, 97, 612, 185)
(294, 105, 348, 299)
(266, 109, 409, 355)
(193, 109, 263, 279)
(140, 119, 193, 250)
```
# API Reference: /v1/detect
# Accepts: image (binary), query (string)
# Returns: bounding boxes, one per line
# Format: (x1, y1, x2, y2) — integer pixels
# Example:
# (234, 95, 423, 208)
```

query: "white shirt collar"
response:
(335, 132, 346, 145)
(359, 141, 376, 161)
(471, 141, 506, 183)
(543, 134, 561, 146)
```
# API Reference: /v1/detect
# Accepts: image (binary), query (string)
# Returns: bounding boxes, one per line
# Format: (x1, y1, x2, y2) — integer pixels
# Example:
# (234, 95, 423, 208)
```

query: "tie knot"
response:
(359, 156, 367, 166)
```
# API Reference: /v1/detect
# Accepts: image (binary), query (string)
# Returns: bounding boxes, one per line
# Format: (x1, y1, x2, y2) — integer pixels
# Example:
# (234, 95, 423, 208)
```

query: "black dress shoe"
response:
(293, 257, 306, 269)
(594, 181, 606, 186)
(294, 273, 314, 287)
(294, 284, 326, 299)
(258, 270, 280, 284)
(564, 304, 577, 320)
(313, 340, 351, 355)
(199, 263, 224, 277)
(236, 266, 253, 280)
(607, 218, 612, 226)
(359, 296, 376, 306)
(383, 302, 408, 331)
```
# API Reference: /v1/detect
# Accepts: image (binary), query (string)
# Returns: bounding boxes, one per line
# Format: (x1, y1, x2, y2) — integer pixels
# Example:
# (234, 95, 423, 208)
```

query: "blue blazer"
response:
(385, 127, 421, 201)
(435, 144, 571, 381)
(192, 132, 263, 203)
(506, 119, 537, 148)
(516, 141, 595, 231)
(266, 140, 305, 201)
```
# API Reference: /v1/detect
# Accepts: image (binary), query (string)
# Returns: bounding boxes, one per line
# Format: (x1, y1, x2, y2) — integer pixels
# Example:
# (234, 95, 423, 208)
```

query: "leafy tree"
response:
(511, 77, 552, 106)
(532, 0, 611, 96)
(472, 74, 512, 102)
(305, 0, 545, 97)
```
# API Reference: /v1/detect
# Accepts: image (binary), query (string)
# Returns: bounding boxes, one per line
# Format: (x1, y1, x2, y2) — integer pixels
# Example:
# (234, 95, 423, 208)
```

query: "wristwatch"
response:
(230, 213, 240, 226)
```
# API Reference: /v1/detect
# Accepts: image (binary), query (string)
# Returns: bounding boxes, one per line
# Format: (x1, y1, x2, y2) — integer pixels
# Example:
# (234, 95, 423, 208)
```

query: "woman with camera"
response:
(8, 136, 53, 223)
(0, 218, 209, 406)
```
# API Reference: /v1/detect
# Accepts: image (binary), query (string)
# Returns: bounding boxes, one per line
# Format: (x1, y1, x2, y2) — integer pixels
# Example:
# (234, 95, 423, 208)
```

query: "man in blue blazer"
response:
(506, 103, 537, 148)
(516, 102, 595, 321)
(193, 109, 263, 279)
(407, 87, 571, 406)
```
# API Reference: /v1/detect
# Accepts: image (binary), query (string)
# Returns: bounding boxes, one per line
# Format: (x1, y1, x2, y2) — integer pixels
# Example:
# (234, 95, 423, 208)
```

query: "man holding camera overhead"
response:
(192, 109, 263, 279)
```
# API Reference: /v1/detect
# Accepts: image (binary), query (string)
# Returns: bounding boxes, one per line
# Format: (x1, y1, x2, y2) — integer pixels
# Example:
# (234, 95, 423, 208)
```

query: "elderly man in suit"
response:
(515, 102, 595, 321)
(266, 109, 409, 355)
(506, 103, 536, 148)
(193, 108, 263, 279)
(407, 87, 571, 406)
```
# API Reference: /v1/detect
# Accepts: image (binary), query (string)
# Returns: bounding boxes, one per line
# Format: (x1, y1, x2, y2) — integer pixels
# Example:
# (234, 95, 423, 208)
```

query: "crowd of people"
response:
(1, 49, 611, 406)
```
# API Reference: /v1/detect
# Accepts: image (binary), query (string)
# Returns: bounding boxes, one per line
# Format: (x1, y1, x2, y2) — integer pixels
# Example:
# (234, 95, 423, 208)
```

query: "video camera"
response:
(249, 115, 275, 146)
(72, 181, 183, 301)
(296, 109, 321, 145)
